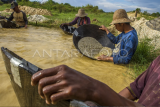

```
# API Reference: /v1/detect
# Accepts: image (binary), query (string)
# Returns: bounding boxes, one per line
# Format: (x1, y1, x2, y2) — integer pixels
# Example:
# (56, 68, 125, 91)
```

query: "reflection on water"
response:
(0, 26, 133, 106)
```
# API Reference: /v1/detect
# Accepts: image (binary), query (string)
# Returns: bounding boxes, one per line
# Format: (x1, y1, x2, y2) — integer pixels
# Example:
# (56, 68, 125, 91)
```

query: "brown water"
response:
(0, 26, 133, 106)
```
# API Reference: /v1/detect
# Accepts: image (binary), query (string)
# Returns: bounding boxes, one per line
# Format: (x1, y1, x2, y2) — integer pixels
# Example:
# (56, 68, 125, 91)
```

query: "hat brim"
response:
(110, 18, 132, 25)
(10, 6, 15, 9)
(75, 13, 88, 17)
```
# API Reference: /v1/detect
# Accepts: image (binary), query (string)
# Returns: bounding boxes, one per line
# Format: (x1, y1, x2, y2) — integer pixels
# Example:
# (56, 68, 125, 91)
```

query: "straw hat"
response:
(76, 9, 88, 17)
(110, 9, 132, 25)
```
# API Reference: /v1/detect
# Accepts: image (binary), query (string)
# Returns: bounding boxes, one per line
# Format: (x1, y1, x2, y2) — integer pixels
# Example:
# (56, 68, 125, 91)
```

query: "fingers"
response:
(99, 25, 106, 30)
(97, 56, 102, 60)
(42, 81, 67, 104)
(97, 55, 106, 60)
(50, 91, 69, 104)
(31, 66, 62, 86)
(38, 75, 60, 98)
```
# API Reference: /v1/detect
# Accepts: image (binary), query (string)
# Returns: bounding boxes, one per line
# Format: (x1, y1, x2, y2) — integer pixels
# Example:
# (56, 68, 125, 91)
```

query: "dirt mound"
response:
(3, 6, 52, 16)
(28, 15, 49, 23)
(131, 17, 160, 49)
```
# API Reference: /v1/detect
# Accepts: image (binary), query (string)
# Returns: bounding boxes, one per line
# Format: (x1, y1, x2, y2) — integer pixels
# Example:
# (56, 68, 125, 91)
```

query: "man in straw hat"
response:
(7, 1, 28, 28)
(31, 56, 160, 106)
(97, 9, 138, 64)
(61, 8, 90, 27)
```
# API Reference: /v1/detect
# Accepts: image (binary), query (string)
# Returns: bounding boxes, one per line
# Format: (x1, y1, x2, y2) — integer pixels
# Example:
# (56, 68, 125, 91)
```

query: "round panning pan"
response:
(60, 25, 76, 35)
(73, 24, 115, 59)
(146, 17, 160, 31)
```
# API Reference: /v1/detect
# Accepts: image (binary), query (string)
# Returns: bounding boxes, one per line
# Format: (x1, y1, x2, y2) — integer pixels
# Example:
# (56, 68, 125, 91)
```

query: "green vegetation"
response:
(27, 11, 113, 28)
(136, 8, 141, 13)
(128, 36, 160, 79)
(17, 1, 104, 13)
(0, 4, 10, 11)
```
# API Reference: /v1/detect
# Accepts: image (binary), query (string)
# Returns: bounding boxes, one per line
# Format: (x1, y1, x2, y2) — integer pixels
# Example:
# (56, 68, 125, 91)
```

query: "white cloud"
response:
(95, 0, 154, 13)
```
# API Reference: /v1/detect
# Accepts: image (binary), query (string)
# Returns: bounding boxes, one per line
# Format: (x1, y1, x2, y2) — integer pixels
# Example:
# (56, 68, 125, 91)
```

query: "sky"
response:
(36, 0, 160, 13)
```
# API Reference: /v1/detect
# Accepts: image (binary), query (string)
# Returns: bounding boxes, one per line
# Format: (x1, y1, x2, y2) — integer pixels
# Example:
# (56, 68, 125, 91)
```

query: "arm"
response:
(97, 55, 113, 62)
(113, 39, 135, 64)
(68, 17, 79, 26)
(120, 60, 155, 102)
(99, 25, 121, 44)
(119, 88, 136, 101)
(87, 17, 91, 24)
(7, 12, 14, 22)
(22, 12, 28, 25)
(62, 17, 78, 26)
(31, 65, 143, 106)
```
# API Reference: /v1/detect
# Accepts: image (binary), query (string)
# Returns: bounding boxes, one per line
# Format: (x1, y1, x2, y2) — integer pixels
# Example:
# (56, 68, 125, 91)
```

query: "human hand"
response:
(97, 55, 113, 62)
(61, 23, 68, 26)
(31, 65, 97, 105)
(97, 55, 109, 61)
(99, 25, 110, 34)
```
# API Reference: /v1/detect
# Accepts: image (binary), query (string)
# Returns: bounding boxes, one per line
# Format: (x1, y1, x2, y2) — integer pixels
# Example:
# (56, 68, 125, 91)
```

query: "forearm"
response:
(119, 88, 136, 101)
(91, 81, 143, 106)
(7, 16, 13, 21)
(8, 13, 14, 21)
(105, 57, 113, 62)
(104, 28, 110, 35)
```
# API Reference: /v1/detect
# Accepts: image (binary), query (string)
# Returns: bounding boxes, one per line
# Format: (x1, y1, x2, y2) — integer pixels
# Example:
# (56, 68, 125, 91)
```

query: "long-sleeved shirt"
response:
(69, 17, 90, 27)
(8, 11, 28, 26)
(107, 28, 138, 64)
(127, 55, 160, 106)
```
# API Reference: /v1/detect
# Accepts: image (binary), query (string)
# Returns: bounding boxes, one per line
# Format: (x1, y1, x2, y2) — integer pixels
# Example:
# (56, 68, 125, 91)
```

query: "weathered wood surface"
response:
(1, 47, 70, 107)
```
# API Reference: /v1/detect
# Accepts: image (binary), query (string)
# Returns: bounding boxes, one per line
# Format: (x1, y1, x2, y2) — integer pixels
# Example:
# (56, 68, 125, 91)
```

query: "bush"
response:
(131, 37, 154, 64)
(17, 1, 105, 14)
(0, 0, 3, 5)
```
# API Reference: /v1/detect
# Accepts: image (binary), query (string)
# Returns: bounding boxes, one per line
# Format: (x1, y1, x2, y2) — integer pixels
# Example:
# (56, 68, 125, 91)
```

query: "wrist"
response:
(105, 29, 110, 35)
(90, 80, 109, 105)
(105, 57, 113, 62)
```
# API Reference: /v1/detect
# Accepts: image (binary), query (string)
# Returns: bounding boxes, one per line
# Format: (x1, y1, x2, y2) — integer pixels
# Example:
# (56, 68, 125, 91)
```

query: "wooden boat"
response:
(0, 20, 17, 28)
(73, 24, 115, 59)
(60, 25, 76, 35)
(1, 47, 70, 107)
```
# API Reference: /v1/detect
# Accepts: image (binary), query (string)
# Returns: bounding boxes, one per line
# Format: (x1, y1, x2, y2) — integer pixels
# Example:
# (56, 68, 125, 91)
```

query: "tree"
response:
(143, 11, 150, 15)
(136, 8, 141, 13)
(64, 3, 71, 6)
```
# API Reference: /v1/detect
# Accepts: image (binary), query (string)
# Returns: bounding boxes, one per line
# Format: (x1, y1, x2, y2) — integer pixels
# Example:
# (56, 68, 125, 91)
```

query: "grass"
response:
(0, 4, 10, 11)
(127, 36, 160, 79)
(136, 13, 157, 20)
(28, 12, 113, 28)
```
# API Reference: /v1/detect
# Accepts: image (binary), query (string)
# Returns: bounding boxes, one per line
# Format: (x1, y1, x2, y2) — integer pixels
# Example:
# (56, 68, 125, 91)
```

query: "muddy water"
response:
(0, 26, 133, 106)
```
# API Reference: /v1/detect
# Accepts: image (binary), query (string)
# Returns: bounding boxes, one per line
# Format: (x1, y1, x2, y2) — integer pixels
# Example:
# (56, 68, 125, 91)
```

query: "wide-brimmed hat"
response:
(76, 9, 88, 17)
(110, 9, 132, 25)
(10, 1, 18, 9)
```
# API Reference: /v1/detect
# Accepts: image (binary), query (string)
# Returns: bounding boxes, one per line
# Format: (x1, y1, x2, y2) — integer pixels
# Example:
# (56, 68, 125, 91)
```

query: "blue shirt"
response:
(107, 29, 138, 64)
